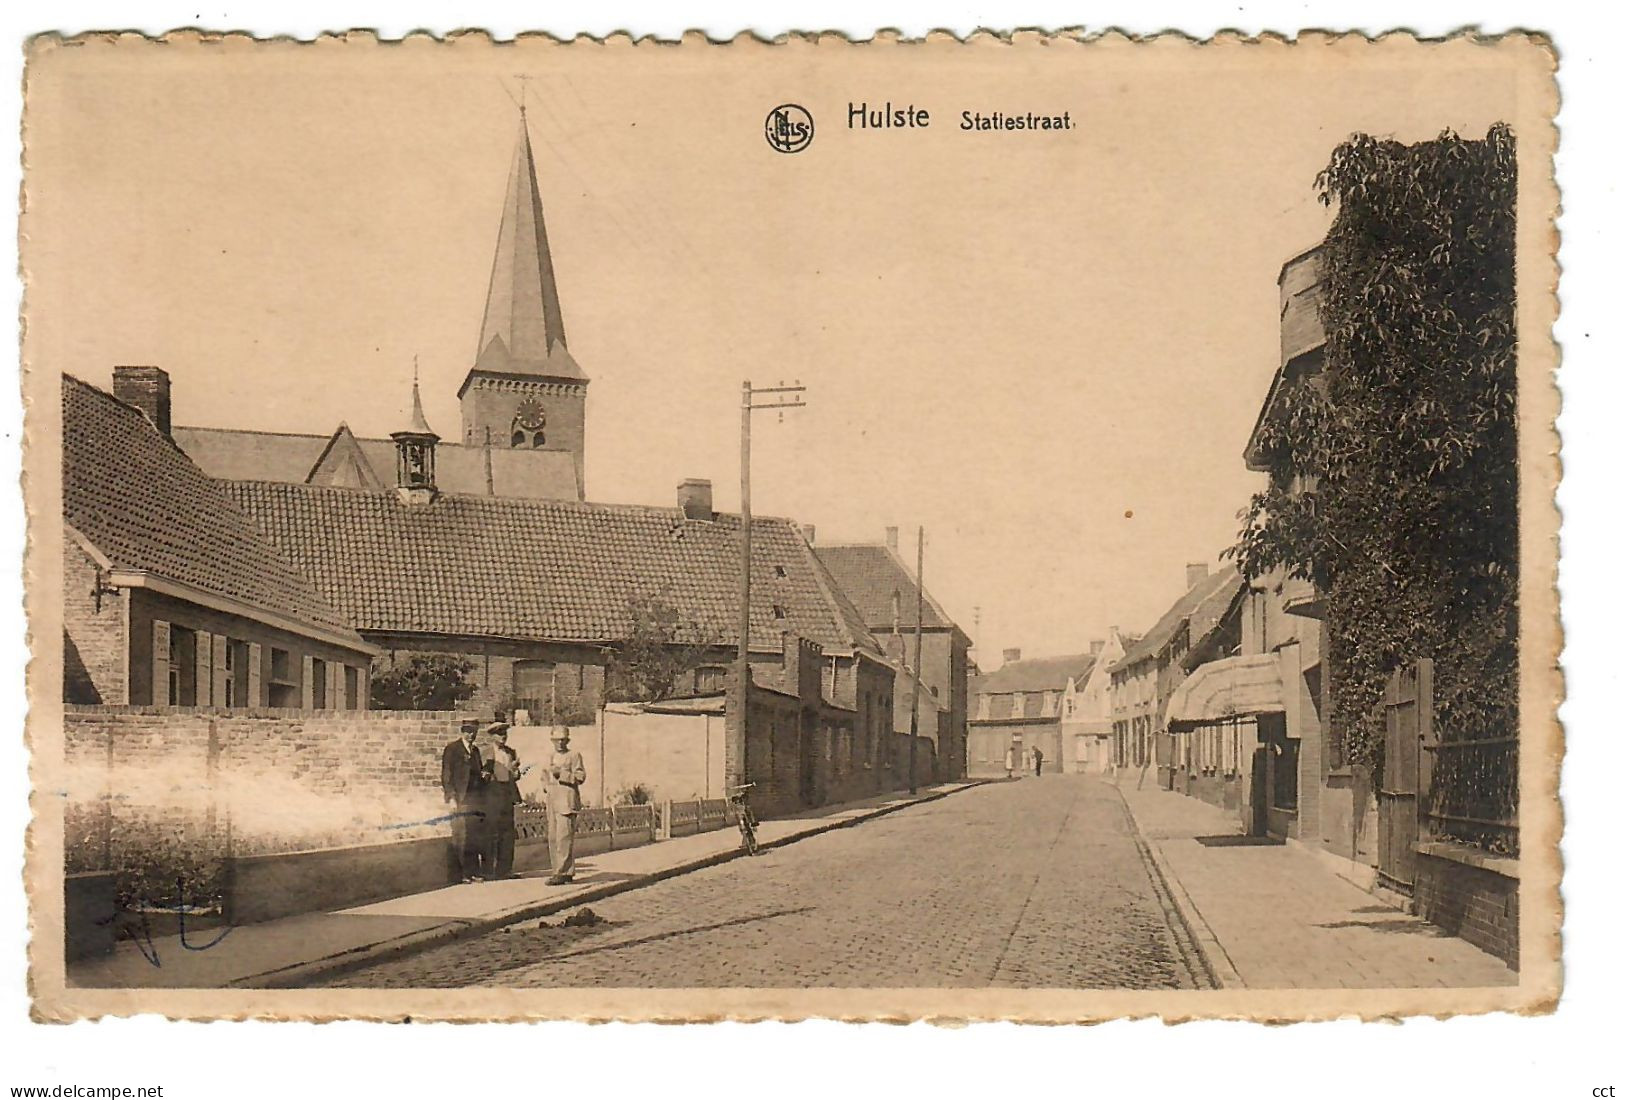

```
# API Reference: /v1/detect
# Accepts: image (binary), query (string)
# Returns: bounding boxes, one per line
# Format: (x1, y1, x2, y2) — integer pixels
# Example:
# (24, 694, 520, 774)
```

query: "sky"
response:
(23, 36, 1524, 668)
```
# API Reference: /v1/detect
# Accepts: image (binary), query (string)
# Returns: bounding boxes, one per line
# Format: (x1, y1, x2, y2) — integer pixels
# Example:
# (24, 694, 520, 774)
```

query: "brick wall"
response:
(64, 539, 126, 705)
(743, 687, 805, 816)
(65, 706, 476, 862)
(1412, 843, 1519, 969)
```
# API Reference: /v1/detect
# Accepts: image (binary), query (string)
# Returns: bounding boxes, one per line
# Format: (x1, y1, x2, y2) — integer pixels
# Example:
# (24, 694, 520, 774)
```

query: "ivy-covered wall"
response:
(1230, 125, 1519, 849)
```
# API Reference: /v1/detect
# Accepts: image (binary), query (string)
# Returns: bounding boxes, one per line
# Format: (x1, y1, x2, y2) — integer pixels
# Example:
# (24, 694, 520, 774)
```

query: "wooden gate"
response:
(1377, 658, 1433, 895)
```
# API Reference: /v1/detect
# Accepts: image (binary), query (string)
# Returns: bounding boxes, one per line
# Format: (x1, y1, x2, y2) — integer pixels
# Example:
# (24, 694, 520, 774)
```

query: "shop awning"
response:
(1166, 653, 1285, 730)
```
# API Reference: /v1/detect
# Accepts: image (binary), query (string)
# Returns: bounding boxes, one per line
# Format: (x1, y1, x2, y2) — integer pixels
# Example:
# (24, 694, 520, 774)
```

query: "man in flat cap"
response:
(544, 726, 587, 885)
(481, 720, 522, 880)
(441, 718, 487, 883)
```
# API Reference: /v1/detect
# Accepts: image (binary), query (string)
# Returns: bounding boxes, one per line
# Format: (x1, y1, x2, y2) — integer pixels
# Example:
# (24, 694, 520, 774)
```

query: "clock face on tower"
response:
(515, 398, 547, 433)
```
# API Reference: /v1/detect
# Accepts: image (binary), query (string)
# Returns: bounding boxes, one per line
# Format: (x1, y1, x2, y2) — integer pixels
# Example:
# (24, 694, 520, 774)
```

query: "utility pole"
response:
(891, 587, 903, 776)
(732, 379, 806, 791)
(908, 526, 925, 795)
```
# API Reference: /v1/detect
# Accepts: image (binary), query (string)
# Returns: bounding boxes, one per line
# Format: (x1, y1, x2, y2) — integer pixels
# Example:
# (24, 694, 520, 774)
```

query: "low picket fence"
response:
(514, 799, 735, 847)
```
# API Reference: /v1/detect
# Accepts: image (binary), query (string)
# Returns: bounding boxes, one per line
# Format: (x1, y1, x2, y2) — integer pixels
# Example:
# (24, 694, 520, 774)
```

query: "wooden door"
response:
(1377, 658, 1433, 895)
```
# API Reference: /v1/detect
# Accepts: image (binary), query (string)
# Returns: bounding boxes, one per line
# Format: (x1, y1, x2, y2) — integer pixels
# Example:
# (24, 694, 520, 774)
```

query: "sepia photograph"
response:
(20, 29, 1560, 1023)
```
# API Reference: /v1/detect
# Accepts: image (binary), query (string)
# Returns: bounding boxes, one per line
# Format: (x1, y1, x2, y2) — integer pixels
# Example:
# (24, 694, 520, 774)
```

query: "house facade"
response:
(62, 373, 376, 709)
(815, 527, 972, 780)
(1162, 246, 1349, 851)
(1108, 564, 1242, 779)
(1059, 630, 1127, 773)
(967, 649, 1096, 777)
(1160, 247, 1346, 851)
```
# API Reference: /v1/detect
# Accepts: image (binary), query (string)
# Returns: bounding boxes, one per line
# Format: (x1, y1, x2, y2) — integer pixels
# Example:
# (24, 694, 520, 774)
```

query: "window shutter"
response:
(327, 661, 341, 711)
(301, 655, 315, 710)
(212, 635, 229, 706)
(151, 620, 171, 706)
(247, 643, 263, 707)
(195, 630, 213, 706)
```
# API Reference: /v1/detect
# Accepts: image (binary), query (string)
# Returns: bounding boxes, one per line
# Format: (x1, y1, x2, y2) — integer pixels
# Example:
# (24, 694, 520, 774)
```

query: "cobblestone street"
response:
(326, 777, 1207, 989)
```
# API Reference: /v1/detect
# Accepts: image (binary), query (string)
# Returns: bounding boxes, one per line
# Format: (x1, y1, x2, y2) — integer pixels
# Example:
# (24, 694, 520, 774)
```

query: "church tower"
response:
(458, 110, 588, 497)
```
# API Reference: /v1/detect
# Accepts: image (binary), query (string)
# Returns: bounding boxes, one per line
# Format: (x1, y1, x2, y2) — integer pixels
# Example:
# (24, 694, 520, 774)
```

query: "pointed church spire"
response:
(474, 111, 583, 380)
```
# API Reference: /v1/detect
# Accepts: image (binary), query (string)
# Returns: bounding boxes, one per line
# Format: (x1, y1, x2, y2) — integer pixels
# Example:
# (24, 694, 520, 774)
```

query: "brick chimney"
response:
(1185, 562, 1209, 591)
(678, 478, 714, 521)
(885, 526, 899, 552)
(1002, 647, 1022, 665)
(1089, 639, 1104, 657)
(801, 523, 816, 545)
(113, 366, 171, 437)
(778, 633, 823, 703)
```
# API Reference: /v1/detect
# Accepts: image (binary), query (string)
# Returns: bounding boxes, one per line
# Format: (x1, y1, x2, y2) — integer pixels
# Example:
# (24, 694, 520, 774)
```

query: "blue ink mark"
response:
(381, 809, 479, 831)
(178, 905, 232, 952)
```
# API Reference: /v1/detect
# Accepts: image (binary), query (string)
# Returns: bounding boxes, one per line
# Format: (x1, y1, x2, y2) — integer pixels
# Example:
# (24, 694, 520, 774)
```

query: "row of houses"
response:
(1097, 247, 1350, 856)
(967, 639, 1117, 777)
(59, 109, 971, 817)
(1071, 243, 1517, 968)
(959, 249, 1368, 846)
(962, 559, 1238, 783)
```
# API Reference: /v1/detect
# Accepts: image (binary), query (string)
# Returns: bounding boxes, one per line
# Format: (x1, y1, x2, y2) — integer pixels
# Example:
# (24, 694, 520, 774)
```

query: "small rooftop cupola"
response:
(392, 363, 440, 505)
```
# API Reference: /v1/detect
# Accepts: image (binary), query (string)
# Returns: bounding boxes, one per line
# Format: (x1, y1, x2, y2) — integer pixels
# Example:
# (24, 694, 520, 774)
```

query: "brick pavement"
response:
(327, 776, 1208, 989)
(1116, 781, 1518, 988)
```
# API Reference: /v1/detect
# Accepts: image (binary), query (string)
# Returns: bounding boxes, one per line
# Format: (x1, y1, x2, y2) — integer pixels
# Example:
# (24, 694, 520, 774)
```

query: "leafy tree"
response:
(613, 782, 655, 807)
(370, 653, 479, 711)
(605, 592, 722, 703)
(1228, 125, 1519, 785)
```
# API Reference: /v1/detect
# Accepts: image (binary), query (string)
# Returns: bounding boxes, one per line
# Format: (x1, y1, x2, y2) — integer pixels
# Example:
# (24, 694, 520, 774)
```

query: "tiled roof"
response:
(970, 653, 1095, 695)
(62, 376, 364, 644)
(813, 544, 958, 632)
(971, 690, 1064, 723)
(172, 425, 581, 502)
(1112, 567, 1243, 671)
(223, 480, 881, 655)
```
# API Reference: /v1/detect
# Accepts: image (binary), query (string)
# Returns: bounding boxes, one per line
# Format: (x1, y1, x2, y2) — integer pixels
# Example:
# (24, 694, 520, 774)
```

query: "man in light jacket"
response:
(544, 727, 587, 885)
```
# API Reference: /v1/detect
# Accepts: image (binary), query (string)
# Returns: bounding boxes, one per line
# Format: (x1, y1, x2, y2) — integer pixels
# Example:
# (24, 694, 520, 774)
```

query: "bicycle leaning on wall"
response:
(726, 783, 760, 855)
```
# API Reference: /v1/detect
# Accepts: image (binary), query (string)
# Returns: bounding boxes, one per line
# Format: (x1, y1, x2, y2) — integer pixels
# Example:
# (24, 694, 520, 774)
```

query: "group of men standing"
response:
(440, 718, 587, 886)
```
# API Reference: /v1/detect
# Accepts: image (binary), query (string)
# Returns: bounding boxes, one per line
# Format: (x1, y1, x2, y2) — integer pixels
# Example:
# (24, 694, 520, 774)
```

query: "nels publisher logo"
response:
(765, 104, 814, 154)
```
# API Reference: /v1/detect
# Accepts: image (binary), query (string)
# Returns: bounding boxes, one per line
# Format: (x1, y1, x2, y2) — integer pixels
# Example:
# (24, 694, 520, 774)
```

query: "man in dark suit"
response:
(441, 718, 487, 882)
(481, 721, 523, 879)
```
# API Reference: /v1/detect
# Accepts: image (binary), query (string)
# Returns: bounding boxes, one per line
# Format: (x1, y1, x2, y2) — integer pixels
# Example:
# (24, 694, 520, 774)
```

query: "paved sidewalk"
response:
(1116, 782, 1517, 989)
(70, 783, 977, 990)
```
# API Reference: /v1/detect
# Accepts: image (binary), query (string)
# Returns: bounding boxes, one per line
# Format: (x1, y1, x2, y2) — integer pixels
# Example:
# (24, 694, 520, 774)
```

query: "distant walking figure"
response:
(1032, 746, 1045, 777)
(1005, 745, 1016, 779)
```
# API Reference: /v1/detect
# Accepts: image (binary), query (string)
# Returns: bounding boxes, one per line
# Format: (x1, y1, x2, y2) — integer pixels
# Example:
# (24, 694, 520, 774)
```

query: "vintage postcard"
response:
(22, 29, 1560, 1022)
